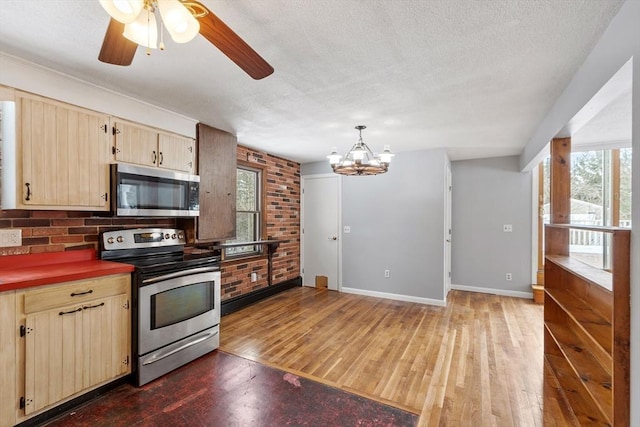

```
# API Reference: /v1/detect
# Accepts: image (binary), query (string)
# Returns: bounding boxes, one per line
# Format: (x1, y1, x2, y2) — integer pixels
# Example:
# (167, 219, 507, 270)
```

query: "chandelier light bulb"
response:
(379, 145, 394, 164)
(327, 148, 342, 165)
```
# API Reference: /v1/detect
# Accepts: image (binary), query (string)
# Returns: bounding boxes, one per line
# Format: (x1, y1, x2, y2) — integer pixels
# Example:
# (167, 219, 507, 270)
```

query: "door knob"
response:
(329, 236, 337, 241)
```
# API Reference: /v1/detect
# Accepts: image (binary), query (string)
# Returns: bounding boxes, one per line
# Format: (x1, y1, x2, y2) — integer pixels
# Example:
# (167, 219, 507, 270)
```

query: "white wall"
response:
(302, 148, 450, 305)
(0, 53, 197, 138)
(519, 0, 639, 423)
(451, 156, 533, 297)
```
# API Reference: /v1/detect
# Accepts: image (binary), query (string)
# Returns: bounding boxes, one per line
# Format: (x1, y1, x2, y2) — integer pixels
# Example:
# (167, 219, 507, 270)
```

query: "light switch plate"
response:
(0, 229, 21, 247)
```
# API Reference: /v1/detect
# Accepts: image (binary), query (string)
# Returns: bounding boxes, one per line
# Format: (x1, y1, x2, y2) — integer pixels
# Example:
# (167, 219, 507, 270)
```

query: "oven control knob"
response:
(165, 233, 170, 240)
(116, 236, 124, 243)
(171, 233, 177, 239)
(107, 237, 114, 244)
(178, 233, 184, 240)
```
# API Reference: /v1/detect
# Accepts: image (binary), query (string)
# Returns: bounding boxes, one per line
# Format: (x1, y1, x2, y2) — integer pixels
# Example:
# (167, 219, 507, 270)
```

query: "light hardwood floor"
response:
(220, 287, 545, 426)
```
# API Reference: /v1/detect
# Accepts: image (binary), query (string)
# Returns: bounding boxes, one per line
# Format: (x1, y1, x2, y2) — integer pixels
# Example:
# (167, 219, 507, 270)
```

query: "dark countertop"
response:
(0, 249, 135, 292)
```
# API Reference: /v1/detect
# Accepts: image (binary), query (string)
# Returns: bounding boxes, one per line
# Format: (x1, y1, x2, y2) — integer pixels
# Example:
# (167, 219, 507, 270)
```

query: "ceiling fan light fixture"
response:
(123, 6, 158, 48)
(99, 0, 144, 24)
(157, 0, 200, 43)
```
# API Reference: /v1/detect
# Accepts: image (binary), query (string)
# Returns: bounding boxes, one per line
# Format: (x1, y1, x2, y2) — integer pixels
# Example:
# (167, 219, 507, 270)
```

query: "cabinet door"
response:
(113, 121, 159, 168)
(19, 95, 110, 209)
(196, 123, 237, 241)
(82, 294, 130, 388)
(0, 292, 16, 427)
(23, 294, 130, 415)
(158, 133, 195, 172)
(24, 304, 84, 415)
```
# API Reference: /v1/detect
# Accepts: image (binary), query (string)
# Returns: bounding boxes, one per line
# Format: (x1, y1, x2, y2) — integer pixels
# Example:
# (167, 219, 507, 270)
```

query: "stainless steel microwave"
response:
(111, 163, 199, 217)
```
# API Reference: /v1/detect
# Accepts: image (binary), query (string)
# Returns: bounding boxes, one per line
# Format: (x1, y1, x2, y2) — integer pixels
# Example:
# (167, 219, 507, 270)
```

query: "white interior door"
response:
(301, 174, 340, 290)
(444, 165, 452, 296)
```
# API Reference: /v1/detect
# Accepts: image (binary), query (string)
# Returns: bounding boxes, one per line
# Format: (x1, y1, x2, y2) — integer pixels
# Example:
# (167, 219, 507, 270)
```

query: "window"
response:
(540, 147, 633, 269)
(226, 165, 262, 256)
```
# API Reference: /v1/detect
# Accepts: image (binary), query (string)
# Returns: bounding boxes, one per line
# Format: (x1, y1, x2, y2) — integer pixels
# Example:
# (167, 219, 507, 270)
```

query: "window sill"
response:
(222, 253, 267, 266)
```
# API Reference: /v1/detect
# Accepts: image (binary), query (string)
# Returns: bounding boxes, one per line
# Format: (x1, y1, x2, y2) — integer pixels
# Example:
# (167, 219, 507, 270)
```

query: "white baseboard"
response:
(451, 284, 533, 299)
(340, 287, 447, 307)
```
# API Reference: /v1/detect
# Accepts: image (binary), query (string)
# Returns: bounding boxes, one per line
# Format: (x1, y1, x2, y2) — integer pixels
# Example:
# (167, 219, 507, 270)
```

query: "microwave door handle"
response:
(141, 266, 219, 285)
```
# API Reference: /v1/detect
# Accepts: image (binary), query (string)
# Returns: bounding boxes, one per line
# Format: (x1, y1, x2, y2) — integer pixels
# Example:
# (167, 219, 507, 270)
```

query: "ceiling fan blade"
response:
(196, 6, 274, 80)
(98, 18, 138, 66)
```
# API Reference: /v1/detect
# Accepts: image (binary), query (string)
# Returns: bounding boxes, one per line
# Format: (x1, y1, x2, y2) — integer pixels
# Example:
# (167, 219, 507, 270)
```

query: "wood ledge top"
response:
(0, 249, 134, 292)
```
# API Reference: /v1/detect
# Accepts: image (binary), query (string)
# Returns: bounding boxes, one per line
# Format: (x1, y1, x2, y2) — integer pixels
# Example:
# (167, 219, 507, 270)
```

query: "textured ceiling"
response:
(0, 0, 626, 163)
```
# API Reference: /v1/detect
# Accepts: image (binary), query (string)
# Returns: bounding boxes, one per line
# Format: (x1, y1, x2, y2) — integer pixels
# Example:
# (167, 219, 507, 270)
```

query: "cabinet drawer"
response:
(24, 275, 129, 315)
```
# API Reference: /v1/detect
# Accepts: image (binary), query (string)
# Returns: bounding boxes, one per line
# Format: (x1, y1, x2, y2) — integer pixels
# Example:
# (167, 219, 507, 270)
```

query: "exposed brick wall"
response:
(0, 144, 300, 302)
(220, 146, 300, 300)
(0, 211, 176, 256)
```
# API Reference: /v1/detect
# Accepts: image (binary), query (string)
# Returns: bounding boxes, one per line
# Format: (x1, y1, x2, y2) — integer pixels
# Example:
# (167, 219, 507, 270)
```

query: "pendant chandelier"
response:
(99, 0, 206, 54)
(327, 125, 394, 176)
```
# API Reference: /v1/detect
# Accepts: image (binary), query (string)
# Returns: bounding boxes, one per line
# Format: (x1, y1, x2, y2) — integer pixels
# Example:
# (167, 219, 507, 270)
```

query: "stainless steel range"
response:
(100, 228, 221, 386)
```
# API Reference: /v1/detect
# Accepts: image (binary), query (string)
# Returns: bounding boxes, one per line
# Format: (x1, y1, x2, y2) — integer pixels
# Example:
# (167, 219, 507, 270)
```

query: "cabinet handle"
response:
(188, 146, 193, 153)
(152, 150, 157, 164)
(159, 151, 164, 165)
(113, 126, 120, 135)
(82, 302, 105, 310)
(25, 183, 31, 201)
(59, 307, 83, 316)
(101, 193, 108, 202)
(101, 124, 108, 133)
(188, 161, 192, 168)
(70, 289, 93, 297)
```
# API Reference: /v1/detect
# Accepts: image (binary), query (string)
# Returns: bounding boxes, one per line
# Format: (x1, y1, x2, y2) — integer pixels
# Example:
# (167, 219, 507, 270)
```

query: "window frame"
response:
(224, 161, 266, 259)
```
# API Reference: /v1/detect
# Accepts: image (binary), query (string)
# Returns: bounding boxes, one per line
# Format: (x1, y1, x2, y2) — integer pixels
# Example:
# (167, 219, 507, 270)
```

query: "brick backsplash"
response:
(0, 211, 176, 256)
(0, 144, 301, 303)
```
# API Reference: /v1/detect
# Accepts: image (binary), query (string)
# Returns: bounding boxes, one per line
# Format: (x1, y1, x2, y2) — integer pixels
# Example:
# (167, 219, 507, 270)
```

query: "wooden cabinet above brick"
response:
(196, 123, 237, 241)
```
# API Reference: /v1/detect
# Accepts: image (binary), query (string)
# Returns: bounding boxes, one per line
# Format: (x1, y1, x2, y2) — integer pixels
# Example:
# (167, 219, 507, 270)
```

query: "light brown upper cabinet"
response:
(196, 123, 237, 241)
(112, 121, 195, 173)
(17, 92, 111, 210)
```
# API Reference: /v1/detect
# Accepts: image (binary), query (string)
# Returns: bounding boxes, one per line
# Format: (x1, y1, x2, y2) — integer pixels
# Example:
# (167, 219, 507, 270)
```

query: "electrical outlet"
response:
(384, 269, 390, 278)
(343, 226, 351, 233)
(506, 273, 512, 281)
(251, 272, 258, 282)
(503, 224, 513, 232)
(0, 229, 21, 247)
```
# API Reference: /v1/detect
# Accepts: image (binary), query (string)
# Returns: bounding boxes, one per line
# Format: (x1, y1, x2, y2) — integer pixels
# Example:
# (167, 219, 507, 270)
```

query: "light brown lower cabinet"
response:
(0, 274, 132, 427)
(0, 291, 17, 427)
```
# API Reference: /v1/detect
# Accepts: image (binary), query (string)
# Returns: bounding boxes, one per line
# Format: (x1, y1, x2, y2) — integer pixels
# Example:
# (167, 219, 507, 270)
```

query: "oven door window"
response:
(150, 281, 214, 329)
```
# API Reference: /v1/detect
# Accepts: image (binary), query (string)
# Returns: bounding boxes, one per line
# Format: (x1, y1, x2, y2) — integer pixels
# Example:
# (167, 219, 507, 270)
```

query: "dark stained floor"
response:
(43, 350, 418, 427)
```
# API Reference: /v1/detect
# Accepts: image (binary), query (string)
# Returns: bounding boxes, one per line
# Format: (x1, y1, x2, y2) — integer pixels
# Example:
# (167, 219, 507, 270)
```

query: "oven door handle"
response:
(141, 329, 219, 366)
(142, 266, 219, 285)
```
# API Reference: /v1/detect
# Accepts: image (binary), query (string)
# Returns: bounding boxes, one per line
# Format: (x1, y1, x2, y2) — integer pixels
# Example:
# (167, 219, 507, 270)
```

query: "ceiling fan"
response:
(98, 0, 274, 80)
